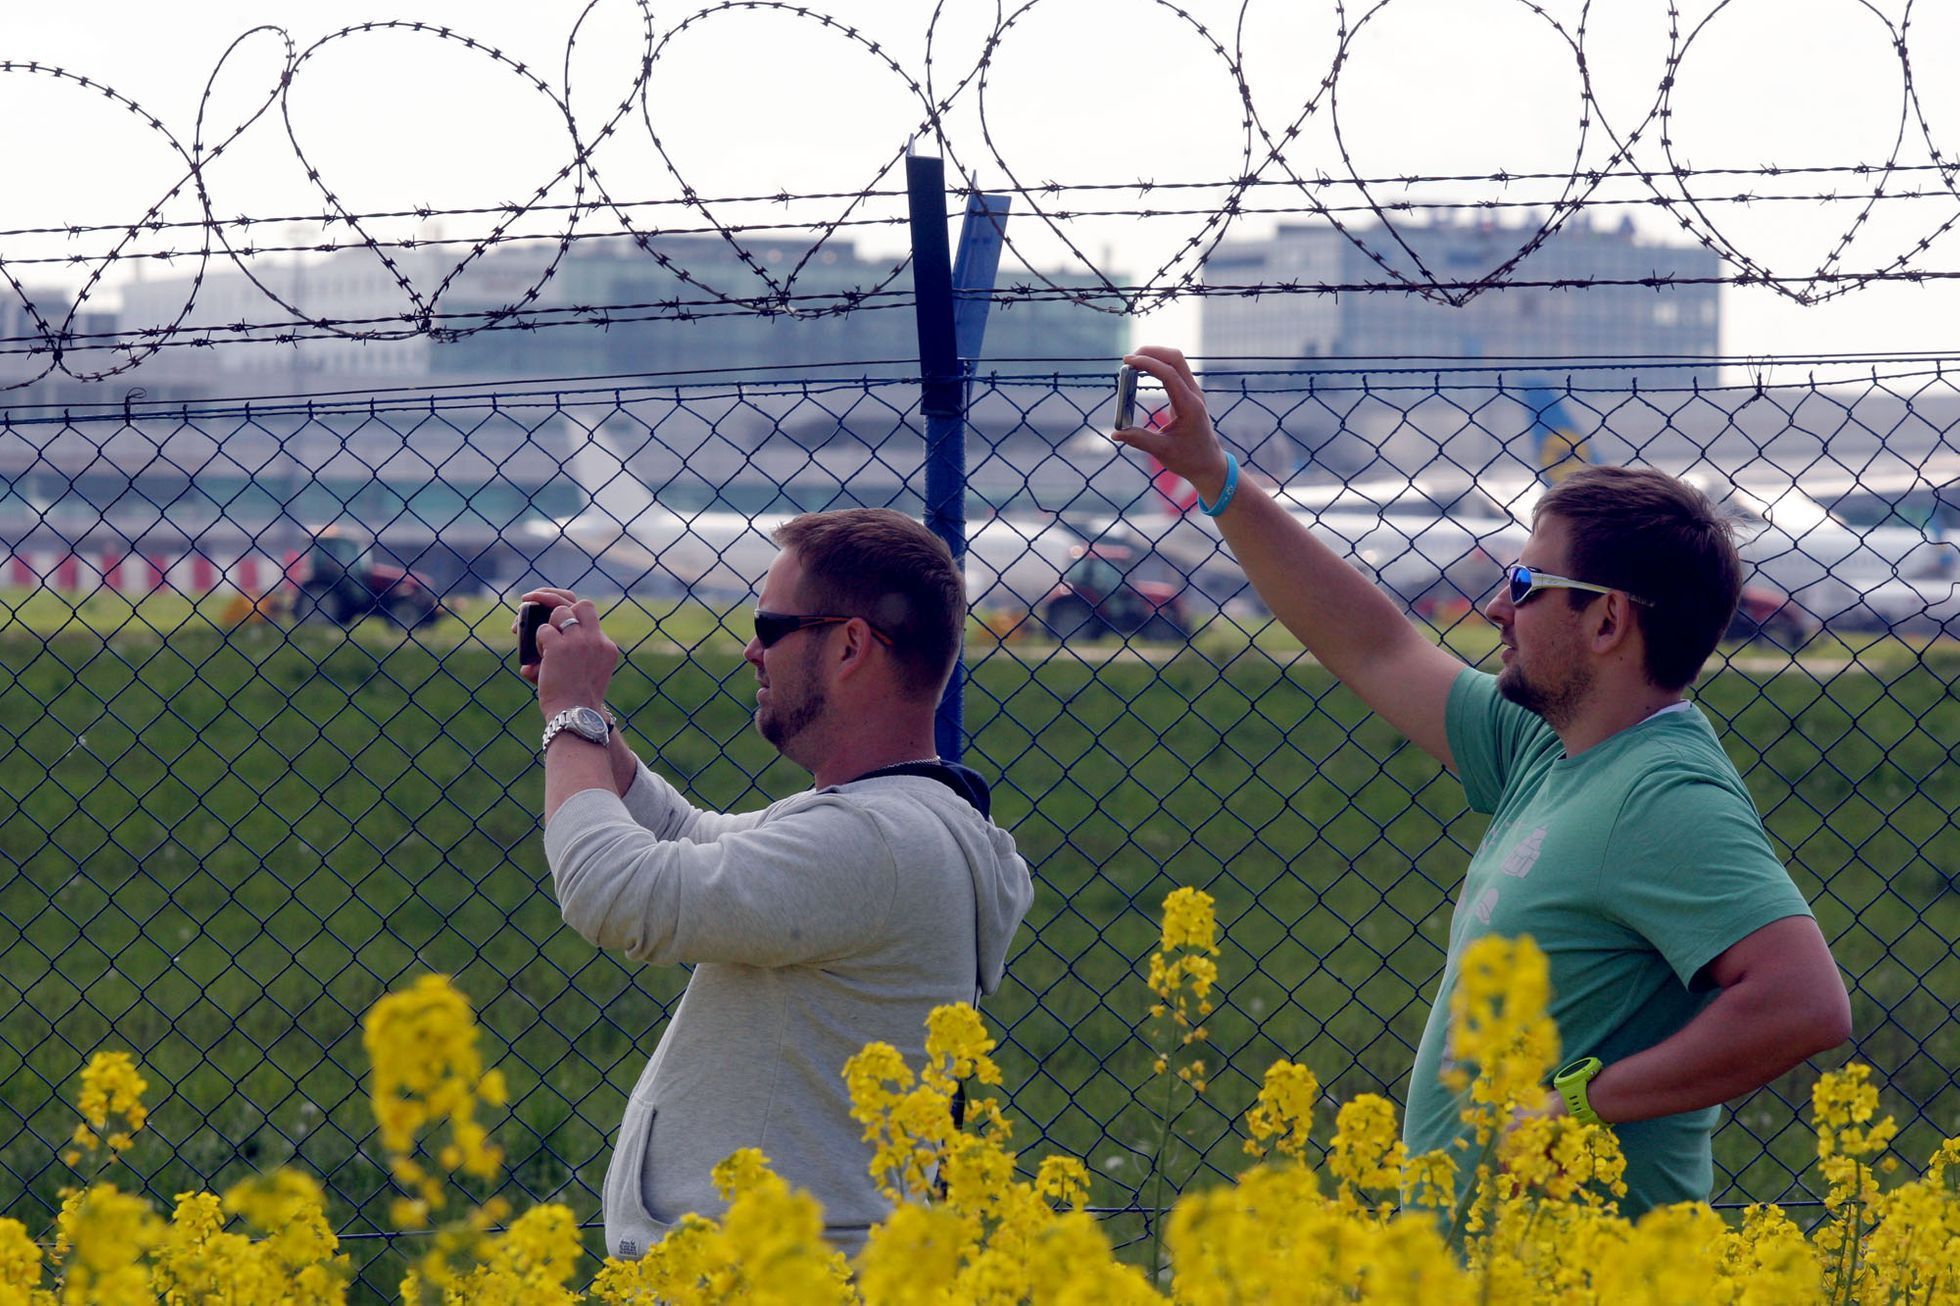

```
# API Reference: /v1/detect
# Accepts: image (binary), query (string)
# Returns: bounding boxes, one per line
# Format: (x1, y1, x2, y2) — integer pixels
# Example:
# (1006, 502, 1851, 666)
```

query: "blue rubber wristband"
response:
(1199, 453, 1240, 518)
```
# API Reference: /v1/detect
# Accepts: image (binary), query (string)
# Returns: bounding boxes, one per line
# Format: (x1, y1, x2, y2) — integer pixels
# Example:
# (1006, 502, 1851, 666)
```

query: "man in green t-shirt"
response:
(1113, 346, 1851, 1216)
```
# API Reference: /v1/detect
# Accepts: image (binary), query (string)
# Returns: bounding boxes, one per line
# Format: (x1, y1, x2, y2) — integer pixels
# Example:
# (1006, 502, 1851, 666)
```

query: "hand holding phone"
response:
(1114, 364, 1141, 430)
(517, 601, 550, 668)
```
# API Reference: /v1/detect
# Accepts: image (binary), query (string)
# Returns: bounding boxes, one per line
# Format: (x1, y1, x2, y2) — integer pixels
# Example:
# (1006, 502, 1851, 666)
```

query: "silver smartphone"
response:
(1114, 364, 1140, 429)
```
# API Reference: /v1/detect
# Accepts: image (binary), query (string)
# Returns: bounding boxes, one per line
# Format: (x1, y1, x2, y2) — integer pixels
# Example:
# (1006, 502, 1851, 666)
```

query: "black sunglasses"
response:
(753, 610, 894, 649)
(1504, 563, 1654, 608)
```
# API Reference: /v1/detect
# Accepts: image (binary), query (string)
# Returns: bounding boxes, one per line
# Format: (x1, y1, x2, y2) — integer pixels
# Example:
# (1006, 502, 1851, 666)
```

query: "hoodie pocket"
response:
(603, 1093, 674, 1260)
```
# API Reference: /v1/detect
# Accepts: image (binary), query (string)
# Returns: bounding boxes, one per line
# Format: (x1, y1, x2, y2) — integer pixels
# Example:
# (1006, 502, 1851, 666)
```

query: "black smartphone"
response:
(517, 602, 550, 667)
(1115, 364, 1140, 429)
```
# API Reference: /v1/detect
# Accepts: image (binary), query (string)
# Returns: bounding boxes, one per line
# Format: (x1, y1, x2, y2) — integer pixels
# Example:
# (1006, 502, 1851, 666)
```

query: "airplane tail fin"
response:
(1522, 383, 1597, 485)
(566, 420, 655, 529)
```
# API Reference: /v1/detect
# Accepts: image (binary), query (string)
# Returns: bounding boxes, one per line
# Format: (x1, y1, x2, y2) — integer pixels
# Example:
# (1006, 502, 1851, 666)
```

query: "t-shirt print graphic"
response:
(1501, 826, 1548, 879)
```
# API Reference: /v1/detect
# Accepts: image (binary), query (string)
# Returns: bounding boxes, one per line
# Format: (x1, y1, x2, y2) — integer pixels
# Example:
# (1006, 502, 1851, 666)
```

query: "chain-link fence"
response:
(4, 364, 1958, 1295)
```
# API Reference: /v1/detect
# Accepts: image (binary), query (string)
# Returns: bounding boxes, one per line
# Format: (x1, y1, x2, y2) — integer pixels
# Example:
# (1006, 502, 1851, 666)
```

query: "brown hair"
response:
(1535, 466, 1742, 691)
(772, 508, 965, 700)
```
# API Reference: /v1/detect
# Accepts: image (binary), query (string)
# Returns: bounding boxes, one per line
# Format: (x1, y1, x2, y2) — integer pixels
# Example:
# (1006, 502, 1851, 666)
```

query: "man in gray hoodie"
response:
(520, 507, 1033, 1258)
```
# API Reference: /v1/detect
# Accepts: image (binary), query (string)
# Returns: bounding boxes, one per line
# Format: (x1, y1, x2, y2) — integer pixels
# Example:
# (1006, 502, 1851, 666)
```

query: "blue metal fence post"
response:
(906, 150, 1009, 764)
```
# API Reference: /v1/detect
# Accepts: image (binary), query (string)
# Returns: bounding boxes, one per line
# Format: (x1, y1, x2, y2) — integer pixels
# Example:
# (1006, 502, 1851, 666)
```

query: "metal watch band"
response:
(540, 705, 610, 755)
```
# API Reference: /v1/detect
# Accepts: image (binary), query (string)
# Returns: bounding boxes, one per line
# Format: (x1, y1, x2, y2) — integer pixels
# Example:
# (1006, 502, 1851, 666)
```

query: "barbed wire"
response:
(4, 0, 1959, 387)
(15, 158, 1959, 248)
(9, 183, 1957, 276)
(3, 348, 1954, 426)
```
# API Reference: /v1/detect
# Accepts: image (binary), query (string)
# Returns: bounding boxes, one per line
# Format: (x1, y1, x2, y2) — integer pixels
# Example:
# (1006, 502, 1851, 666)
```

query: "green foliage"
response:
(2, 599, 1957, 1295)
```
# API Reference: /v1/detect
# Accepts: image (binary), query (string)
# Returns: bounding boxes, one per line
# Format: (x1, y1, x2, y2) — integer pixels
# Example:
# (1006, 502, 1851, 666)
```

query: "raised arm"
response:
(518, 587, 641, 814)
(1114, 345, 1466, 769)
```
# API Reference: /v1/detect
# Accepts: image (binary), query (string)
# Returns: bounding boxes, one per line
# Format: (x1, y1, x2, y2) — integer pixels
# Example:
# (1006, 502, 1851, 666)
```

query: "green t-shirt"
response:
(1403, 669, 1814, 1217)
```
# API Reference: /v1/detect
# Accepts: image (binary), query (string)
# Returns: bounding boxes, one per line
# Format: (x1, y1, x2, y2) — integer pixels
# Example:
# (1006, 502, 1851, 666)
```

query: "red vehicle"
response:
(292, 531, 442, 629)
(1725, 584, 1817, 649)
(1039, 541, 1188, 641)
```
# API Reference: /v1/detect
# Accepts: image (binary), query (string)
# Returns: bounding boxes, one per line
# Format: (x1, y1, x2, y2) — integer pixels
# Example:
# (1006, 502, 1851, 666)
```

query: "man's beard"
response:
(759, 683, 827, 751)
(1497, 656, 1592, 730)
(757, 643, 829, 752)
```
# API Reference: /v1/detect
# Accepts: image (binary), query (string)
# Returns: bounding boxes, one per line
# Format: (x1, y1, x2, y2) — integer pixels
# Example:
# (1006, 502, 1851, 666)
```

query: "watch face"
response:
(570, 706, 609, 741)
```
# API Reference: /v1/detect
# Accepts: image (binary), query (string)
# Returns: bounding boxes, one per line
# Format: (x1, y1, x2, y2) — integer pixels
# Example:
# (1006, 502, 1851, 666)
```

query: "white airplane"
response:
(526, 428, 791, 601)
(1480, 385, 1960, 633)
(1271, 475, 1527, 613)
(1496, 386, 1960, 634)
(528, 385, 1537, 621)
(532, 386, 1960, 638)
(1111, 455, 1527, 623)
(1809, 454, 1960, 536)
(1058, 387, 1551, 624)
(962, 512, 1087, 616)
(536, 426, 1095, 613)
(1685, 471, 1960, 632)
(1800, 459, 1960, 632)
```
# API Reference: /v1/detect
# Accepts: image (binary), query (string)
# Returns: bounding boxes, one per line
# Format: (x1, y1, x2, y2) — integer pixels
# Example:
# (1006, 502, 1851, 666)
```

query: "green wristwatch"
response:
(1553, 1056, 1605, 1126)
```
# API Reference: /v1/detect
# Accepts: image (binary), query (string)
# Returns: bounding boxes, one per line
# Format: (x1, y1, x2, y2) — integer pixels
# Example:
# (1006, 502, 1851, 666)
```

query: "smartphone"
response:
(517, 602, 550, 667)
(1114, 364, 1140, 430)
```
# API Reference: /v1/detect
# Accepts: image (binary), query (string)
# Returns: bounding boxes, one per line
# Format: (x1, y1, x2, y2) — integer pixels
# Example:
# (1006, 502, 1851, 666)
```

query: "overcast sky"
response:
(5, 0, 1957, 371)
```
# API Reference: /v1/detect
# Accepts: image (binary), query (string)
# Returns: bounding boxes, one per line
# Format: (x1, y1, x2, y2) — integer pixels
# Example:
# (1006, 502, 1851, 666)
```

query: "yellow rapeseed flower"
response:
(1159, 886, 1216, 953)
(1356, 1215, 1474, 1304)
(855, 1203, 968, 1305)
(76, 1052, 148, 1142)
(923, 1004, 1002, 1091)
(1444, 935, 1560, 1131)
(845, 1042, 914, 1118)
(1015, 1211, 1158, 1304)
(1148, 888, 1220, 1030)
(1493, 1116, 1627, 1206)
(592, 1211, 730, 1305)
(1592, 1204, 1735, 1305)
(1857, 1175, 1960, 1302)
(151, 1185, 346, 1306)
(1033, 1155, 1091, 1211)
(363, 972, 506, 1211)
(0, 1218, 42, 1298)
(846, 1007, 1011, 1207)
(1401, 1149, 1457, 1212)
(1812, 1062, 1898, 1161)
(1329, 1094, 1406, 1205)
(1719, 1204, 1820, 1304)
(940, 1129, 1019, 1227)
(223, 1169, 343, 1282)
(454, 1203, 582, 1303)
(707, 1149, 853, 1304)
(53, 1183, 162, 1306)
(152, 1191, 272, 1305)
(1243, 1060, 1318, 1163)
(1169, 1162, 1475, 1305)
(26, 883, 1960, 1305)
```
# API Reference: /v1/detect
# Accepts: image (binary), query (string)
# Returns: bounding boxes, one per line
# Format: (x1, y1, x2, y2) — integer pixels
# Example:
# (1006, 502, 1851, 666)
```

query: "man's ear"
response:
(1590, 593, 1637, 656)
(832, 619, 876, 682)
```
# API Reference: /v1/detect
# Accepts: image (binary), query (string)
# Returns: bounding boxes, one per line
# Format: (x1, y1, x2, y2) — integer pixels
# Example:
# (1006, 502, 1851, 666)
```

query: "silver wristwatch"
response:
(541, 705, 611, 754)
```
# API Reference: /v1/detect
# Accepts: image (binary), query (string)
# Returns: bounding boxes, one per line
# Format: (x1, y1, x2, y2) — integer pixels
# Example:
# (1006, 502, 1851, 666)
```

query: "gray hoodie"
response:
(543, 760, 1033, 1258)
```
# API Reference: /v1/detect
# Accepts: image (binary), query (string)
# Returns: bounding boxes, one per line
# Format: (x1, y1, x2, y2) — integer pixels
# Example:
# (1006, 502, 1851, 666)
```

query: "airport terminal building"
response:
(1200, 216, 1722, 388)
(2, 237, 1128, 596)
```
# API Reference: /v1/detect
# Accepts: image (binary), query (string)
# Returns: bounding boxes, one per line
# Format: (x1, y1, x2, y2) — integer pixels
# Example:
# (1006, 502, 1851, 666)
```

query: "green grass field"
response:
(2, 594, 1957, 1296)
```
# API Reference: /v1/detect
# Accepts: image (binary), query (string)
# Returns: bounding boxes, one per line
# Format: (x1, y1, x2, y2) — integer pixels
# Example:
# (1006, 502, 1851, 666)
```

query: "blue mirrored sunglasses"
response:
(1505, 564, 1654, 608)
